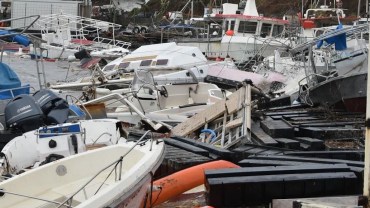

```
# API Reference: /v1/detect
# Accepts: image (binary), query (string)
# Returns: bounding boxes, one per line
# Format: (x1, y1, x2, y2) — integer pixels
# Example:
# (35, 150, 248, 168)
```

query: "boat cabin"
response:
(213, 2, 288, 38)
(300, 5, 358, 29)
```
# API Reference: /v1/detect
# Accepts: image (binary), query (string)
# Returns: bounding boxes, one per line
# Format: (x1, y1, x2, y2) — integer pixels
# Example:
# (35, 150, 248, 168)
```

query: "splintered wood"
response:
(171, 86, 247, 137)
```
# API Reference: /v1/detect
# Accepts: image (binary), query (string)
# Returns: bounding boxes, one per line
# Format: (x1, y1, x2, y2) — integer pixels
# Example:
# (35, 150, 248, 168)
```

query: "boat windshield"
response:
(131, 69, 155, 92)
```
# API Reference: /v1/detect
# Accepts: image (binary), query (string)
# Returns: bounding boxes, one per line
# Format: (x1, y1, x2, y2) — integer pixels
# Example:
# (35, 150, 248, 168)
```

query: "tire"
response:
(132, 27, 140, 34)
(140, 27, 147, 34)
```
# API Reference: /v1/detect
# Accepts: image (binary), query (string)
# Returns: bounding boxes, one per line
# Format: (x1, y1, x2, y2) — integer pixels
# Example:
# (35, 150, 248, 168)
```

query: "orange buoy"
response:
(225, 30, 234, 36)
(302, 20, 315, 29)
(147, 160, 240, 206)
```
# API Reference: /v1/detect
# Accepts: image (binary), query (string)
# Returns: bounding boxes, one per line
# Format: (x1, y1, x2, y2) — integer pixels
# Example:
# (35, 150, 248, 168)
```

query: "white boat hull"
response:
(0, 140, 165, 208)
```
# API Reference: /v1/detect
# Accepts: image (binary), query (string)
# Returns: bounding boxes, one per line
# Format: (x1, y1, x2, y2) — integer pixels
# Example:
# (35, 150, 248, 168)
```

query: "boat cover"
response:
(0, 30, 31, 47)
(317, 23, 347, 50)
(0, 62, 29, 99)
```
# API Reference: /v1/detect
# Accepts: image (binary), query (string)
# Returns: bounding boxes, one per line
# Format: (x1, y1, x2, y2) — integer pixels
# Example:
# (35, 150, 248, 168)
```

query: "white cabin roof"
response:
(103, 42, 207, 71)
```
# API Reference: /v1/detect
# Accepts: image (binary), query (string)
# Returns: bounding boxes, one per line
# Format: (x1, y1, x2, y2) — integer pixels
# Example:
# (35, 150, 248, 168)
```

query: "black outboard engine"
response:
(33, 89, 69, 125)
(5, 95, 44, 132)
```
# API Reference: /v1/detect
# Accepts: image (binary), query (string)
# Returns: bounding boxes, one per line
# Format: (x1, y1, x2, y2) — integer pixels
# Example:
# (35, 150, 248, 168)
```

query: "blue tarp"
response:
(0, 30, 31, 47)
(317, 24, 347, 51)
(0, 62, 21, 90)
(0, 62, 30, 100)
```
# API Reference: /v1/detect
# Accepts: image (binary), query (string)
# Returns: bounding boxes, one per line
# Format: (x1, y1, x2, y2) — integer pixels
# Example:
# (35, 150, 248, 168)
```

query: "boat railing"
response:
(65, 94, 93, 120)
(0, 15, 40, 38)
(92, 37, 131, 49)
(236, 35, 291, 70)
(83, 93, 172, 131)
(57, 130, 153, 208)
(0, 85, 33, 100)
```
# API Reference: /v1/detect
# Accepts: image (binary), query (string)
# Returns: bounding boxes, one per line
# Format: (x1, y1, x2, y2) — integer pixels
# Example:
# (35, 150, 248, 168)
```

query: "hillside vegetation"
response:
(143, 0, 363, 19)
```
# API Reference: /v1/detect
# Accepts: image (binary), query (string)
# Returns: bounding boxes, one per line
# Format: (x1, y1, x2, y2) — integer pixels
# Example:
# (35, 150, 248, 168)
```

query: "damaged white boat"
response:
(0, 132, 165, 208)
(0, 118, 126, 175)
(85, 68, 228, 125)
(49, 42, 211, 91)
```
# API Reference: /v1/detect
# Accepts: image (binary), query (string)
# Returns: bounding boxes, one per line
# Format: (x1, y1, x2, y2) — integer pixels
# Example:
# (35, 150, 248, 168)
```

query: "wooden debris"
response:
(171, 84, 252, 149)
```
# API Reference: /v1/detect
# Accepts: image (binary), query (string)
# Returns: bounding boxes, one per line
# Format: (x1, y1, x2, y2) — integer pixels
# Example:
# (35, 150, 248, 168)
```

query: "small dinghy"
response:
(0, 132, 165, 208)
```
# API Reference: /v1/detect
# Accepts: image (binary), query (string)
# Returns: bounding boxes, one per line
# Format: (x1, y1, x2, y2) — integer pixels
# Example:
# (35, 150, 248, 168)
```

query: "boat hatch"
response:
(156, 59, 168, 66)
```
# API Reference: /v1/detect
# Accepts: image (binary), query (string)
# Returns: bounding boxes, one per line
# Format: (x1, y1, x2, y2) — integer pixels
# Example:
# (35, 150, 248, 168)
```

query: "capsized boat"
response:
(49, 42, 210, 91)
(0, 133, 165, 208)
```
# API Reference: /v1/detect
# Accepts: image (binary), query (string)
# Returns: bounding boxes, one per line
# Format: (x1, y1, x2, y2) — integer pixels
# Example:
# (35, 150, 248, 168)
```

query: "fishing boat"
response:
(0, 132, 165, 208)
(175, 0, 291, 62)
(299, 0, 359, 39)
(294, 24, 368, 112)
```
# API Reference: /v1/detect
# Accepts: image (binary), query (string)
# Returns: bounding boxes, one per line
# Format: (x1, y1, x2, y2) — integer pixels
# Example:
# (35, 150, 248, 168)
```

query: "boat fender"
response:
(226, 30, 234, 36)
(49, 139, 57, 148)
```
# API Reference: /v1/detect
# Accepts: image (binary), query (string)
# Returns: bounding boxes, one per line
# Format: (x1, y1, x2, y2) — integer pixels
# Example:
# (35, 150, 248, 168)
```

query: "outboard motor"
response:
(33, 89, 69, 125)
(5, 95, 44, 132)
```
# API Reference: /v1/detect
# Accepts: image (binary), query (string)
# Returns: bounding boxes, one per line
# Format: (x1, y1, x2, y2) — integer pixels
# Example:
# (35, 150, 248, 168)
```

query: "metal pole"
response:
(246, 83, 251, 140)
(191, 0, 194, 19)
(160, 28, 163, 43)
(363, 21, 370, 202)
(34, 46, 42, 89)
(302, 0, 304, 18)
(39, 48, 47, 89)
(359, 0, 362, 17)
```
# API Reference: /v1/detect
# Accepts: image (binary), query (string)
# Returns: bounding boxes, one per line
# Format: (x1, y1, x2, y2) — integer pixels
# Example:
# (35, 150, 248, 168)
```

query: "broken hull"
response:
(303, 72, 367, 112)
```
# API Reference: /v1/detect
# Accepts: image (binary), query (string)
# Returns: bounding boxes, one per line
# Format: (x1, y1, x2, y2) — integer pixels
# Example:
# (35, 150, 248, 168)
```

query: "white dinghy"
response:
(0, 132, 165, 208)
